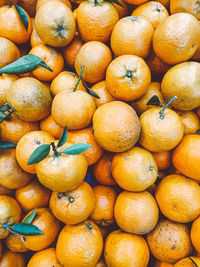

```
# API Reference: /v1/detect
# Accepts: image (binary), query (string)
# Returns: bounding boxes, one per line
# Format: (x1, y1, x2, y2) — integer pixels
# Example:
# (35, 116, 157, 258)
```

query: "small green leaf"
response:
(107, 0, 125, 8)
(82, 80, 100, 99)
(57, 126, 68, 148)
(0, 141, 16, 152)
(147, 95, 162, 107)
(14, 3, 29, 31)
(10, 223, 44, 236)
(62, 143, 92, 155)
(23, 208, 37, 224)
(28, 144, 50, 165)
(0, 103, 11, 112)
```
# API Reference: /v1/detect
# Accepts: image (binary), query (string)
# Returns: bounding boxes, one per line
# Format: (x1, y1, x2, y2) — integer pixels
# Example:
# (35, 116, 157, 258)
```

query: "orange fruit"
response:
(112, 146, 158, 191)
(106, 55, 151, 101)
(155, 174, 200, 223)
(18, 0, 37, 17)
(50, 181, 95, 225)
(6, 234, 28, 253)
(40, 114, 63, 139)
(36, 0, 72, 11)
(15, 179, 51, 211)
(132, 1, 169, 29)
(0, 195, 21, 239)
(179, 111, 200, 135)
(93, 101, 141, 152)
(75, 41, 112, 83)
(111, 16, 154, 58)
(0, 185, 14, 196)
(21, 208, 61, 251)
(174, 257, 200, 267)
(29, 44, 64, 81)
(104, 230, 150, 267)
(0, 0, 18, 6)
(146, 50, 171, 74)
(35, 1, 76, 47)
(0, 37, 20, 68)
(152, 151, 172, 170)
(153, 13, 200, 65)
(0, 251, 25, 267)
(154, 261, 173, 267)
(0, 148, 33, 189)
(114, 191, 159, 234)
(191, 216, 200, 255)
(30, 18, 45, 48)
(155, 0, 169, 7)
(56, 220, 103, 266)
(6, 77, 52, 122)
(170, 0, 200, 20)
(27, 248, 62, 267)
(52, 90, 96, 129)
(0, 4, 32, 44)
(172, 134, 200, 181)
(76, 0, 119, 43)
(93, 152, 116, 186)
(0, 74, 18, 106)
(113, 0, 128, 19)
(90, 185, 117, 226)
(96, 258, 107, 267)
(16, 130, 54, 174)
(0, 241, 1, 258)
(68, 127, 104, 165)
(123, 0, 148, 5)
(147, 219, 192, 264)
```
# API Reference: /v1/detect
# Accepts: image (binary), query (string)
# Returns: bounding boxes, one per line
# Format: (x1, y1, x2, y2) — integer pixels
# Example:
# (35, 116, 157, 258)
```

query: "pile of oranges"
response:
(1, 0, 200, 266)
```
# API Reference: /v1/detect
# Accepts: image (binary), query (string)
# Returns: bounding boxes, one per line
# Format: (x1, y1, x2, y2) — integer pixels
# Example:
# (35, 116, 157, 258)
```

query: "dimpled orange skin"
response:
(155, 174, 200, 223)
(154, 261, 173, 267)
(191, 216, 200, 254)
(0, 74, 18, 106)
(112, 147, 158, 192)
(0, 5, 32, 44)
(0, 37, 20, 68)
(56, 220, 103, 267)
(123, 0, 148, 5)
(106, 55, 151, 101)
(114, 191, 159, 235)
(152, 151, 172, 170)
(170, 0, 200, 20)
(36, 0, 72, 11)
(93, 101, 141, 152)
(104, 230, 150, 267)
(40, 114, 63, 140)
(153, 13, 200, 65)
(76, 0, 119, 43)
(50, 181, 95, 225)
(180, 111, 200, 135)
(22, 208, 61, 251)
(6, 234, 28, 253)
(174, 257, 200, 267)
(111, 16, 154, 58)
(146, 50, 171, 74)
(75, 41, 112, 83)
(172, 134, 200, 181)
(0, 251, 25, 267)
(29, 45, 64, 81)
(113, 0, 128, 19)
(147, 219, 192, 264)
(139, 107, 184, 152)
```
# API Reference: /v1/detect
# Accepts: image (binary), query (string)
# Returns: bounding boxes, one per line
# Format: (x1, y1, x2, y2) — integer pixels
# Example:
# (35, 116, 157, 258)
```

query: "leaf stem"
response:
(39, 62, 53, 72)
(73, 65, 85, 92)
(188, 256, 198, 267)
(0, 108, 14, 123)
(51, 141, 60, 158)
(6, 0, 11, 7)
(159, 96, 177, 120)
(3, 223, 17, 235)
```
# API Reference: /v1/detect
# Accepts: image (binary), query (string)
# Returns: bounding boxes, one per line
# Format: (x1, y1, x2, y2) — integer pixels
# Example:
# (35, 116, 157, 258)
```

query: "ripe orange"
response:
(6, 234, 28, 252)
(96, 258, 107, 267)
(152, 151, 172, 170)
(154, 261, 173, 267)
(123, 0, 148, 5)
(170, 0, 200, 20)
(0, 37, 20, 68)
(30, 18, 45, 48)
(174, 257, 200, 267)
(146, 50, 171, 74)
(155, 0, 169, 7)
(179, 111, 200, 135)
(0, 251, 25, 267)
(36, 0, 72, 11)
(191, 216, 200, 255)
(0, 74, 18, 106)
(40, 114, 63, 140)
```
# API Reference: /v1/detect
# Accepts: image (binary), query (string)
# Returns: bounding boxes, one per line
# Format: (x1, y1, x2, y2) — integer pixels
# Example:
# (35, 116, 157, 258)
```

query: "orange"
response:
(111, 16, 154, 58)
(76, 0, 119, 43)
(90, 185, 117, 226)
(93, 152, 116, 186)
(27, 248, 62, 267)
(153, 13, 200, 65)
(155, 0, 169, 7)
(147, 219, 192, 264)
(15, 179, 51, 211)
(0, 4, 32, 44)
(90, 80, 116, 107)
(6, 77, 52, 122)
(0, 251, 25, 267)
(75, 41, 112, 83)
(174, 257, 200, 267)
(123, 0, 148, 5)
(40, 114, 63, 139)
(0, 74, 18, 106)
(0, 112, 39, 144)
(0, 37, 20, 68)
(104, 230, 150, 267)
(29, 45, 64, 81)
(5, 234, 28, 252)
(50, 181, 95, 225)
(68, 127, 104, 165)
(18, 0, 37, 17)
(30, 18, 45, 48)
(191, 216, 200, 255)
(155, 174, 200, 223)
(170, 0, 200, 20)
(62, 35, 84, 68)
(154, 261, 173, 267)
(146, 50, 171, 74)
(0, 195, 21, 239)
(172, 134, 200, 181)
(112, 146, 158, 191)
(56, 220, 103, 266)
(0, 148, 32, 189)
(113, 0, 128, 19)
(161, 62, 200, 111)
(106, 55, 151, 101)
(152, 151, 172, 170)
(52, 90, 96, 129)
(93, 101, 141, 152)
(36, 0, 72, 11)
(21, 208, 61, 251)
(16, 130, 54, 174)
(0, 0, 18, 6)
(35, 1, 76, 47)
(114, 191, 159, 234)
(0, 185, 14, 196)
(132, 1, 169, 29)
(50, 71, 85, 96)
(96, 258, 107, 267)
(0, 241, 1, 258)
(179, 111, 200, 135)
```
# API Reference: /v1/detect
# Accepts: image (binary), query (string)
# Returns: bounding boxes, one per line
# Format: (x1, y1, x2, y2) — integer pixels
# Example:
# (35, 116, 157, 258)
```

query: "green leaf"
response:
(0, 141, 16, 152)
(106, 0, 125, 8)
(62, 143, 92, 155)
(23, 208, 36, 224)
(14, 3, 29, 31)
(57, 126, 68, 148)
(10, 223, 44, 236)
(28, 144, 50, 165)
(82, 80, 100, 99)
(147, 95, 162, 107)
